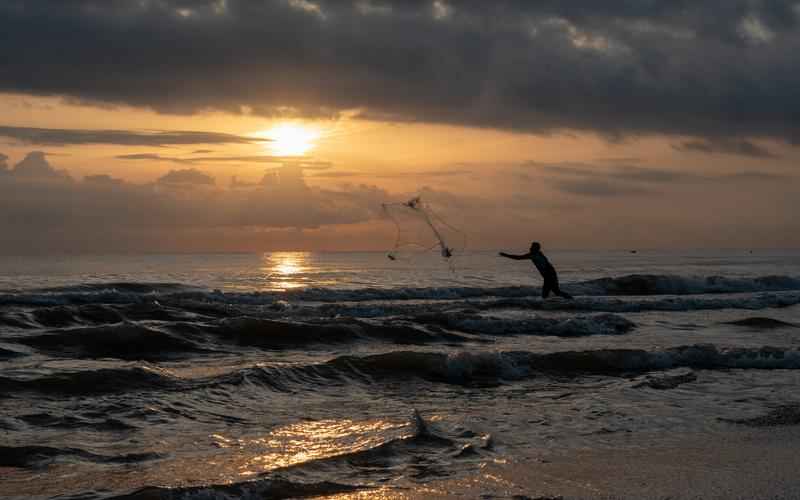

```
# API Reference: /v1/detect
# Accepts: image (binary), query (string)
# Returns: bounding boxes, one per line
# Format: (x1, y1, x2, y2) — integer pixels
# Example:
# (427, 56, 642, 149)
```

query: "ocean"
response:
(2, 249, 800, 499)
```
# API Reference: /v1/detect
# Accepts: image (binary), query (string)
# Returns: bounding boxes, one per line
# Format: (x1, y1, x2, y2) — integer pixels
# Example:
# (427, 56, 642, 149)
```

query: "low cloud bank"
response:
(0, 152, 388, 253)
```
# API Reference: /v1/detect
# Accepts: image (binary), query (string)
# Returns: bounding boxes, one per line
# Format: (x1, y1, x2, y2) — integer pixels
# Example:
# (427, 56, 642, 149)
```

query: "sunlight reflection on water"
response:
(261, 251, 312, 290)
(211, 418, 408, 476)
(3, 250, 797, 292)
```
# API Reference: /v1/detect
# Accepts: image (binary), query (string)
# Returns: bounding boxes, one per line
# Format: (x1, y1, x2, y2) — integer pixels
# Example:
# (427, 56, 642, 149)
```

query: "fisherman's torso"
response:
(530, 252, 556, 278)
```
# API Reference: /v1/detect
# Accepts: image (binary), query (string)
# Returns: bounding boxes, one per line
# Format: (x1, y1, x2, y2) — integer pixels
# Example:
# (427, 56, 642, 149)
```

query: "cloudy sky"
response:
(1, 0, 798, 253)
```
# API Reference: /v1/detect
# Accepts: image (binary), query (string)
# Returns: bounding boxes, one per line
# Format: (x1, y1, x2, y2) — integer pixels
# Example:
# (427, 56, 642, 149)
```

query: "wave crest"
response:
(0, 445, 162, 468)
(16, 323, 205, 361)
(4, 274, 799, 309)
(0, 366, 182, 396)
(571, 274, 800, 296)
(416, 312, 635, 337)
(6, 345, 800, 397)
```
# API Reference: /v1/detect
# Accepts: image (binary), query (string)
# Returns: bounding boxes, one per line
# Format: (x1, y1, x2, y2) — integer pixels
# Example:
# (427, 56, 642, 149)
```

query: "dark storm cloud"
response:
(157, 168, 215, 185)
(526, 161, 693, 184)
(553, 179, 654, 197)
(85, 174, 125, 185)
(415, 169, 473, 177)
(594, 158, 644, 164)
(117, 153, 193, 164)
(117, 153, 332, 168)
(0, 126, 266, 147)
(376, 169, 473, 179)
(3, 1, 800, 142)
(609, 166, 689, 183)
(720, 170, 789, 181)
(8, 151, 72, 180)
(308, 171, 361, 178)
(190, 156, 332, 168)
(673, 139, 779, 158)
(524, 159, 792, 197)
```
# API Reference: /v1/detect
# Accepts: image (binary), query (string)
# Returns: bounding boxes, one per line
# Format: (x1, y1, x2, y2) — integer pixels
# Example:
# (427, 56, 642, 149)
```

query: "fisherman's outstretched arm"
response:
(498, 252, 531, 260)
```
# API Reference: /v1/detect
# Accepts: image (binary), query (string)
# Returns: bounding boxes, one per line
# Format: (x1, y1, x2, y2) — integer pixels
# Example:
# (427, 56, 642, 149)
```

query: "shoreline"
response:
(324, 426, 800, 500)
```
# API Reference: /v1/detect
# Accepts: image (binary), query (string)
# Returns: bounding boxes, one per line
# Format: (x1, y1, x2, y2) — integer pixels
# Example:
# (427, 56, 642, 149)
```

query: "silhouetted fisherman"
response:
(499, 242, 573, 299)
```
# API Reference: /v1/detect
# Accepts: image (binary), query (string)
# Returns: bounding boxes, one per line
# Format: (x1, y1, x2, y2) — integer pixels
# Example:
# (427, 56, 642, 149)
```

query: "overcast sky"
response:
(1, 0, 798, 253)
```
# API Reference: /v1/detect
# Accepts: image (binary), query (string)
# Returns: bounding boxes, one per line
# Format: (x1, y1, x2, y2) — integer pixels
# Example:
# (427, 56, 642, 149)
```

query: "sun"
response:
(264, 123, 320, 156)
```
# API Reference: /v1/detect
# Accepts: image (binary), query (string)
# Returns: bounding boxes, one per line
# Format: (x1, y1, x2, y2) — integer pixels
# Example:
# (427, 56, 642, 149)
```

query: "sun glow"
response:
(262, 251, 311, 290)
(264, 123, 320, 156)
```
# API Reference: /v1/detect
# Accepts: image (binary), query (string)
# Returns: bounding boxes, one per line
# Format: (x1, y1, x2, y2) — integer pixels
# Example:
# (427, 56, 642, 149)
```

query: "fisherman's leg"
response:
(554, 287, 573, 299)
(553, 280, 572, 299)
(550, 276, 573, 299)
(541, 284, 551, 298)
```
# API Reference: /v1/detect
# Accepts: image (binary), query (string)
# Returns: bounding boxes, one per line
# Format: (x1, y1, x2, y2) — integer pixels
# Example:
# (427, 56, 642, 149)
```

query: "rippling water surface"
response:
(2, 249, 800, 498)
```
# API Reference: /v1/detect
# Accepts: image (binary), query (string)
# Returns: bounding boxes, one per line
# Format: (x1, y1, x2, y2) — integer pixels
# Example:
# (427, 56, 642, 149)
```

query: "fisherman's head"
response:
(530, 241, 541, 252)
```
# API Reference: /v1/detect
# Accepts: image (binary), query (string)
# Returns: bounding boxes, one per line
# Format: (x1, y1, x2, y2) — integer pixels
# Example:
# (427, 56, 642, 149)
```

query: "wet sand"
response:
(327, 426, 800, 500)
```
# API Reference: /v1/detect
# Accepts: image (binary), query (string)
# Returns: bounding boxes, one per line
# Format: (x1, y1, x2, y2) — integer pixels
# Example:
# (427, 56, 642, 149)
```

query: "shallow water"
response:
(1, 249, 800, 498)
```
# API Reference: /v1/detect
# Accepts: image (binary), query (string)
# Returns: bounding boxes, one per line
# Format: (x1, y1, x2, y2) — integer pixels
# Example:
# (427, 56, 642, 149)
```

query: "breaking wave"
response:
(16, 323, 207, 361)
(0, 345, 24, 359)
(475, 292, 800, 313)
(724, 317, 798, 329)
(104, 410, 483, 500)
(4, 312, 633, 361)
(0, 366, 183, 396)
(282, 275, 800, 300)
(211, 317, 464, 348)
(0, 445, 162, 468)
(414, 312, 635, 337)
(570, 274, 800, 296)
(112, 479, 363, 500)
(6, 345, 800, 397)
(319, 345, 800, 382)
(2, 274, 799, 308)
